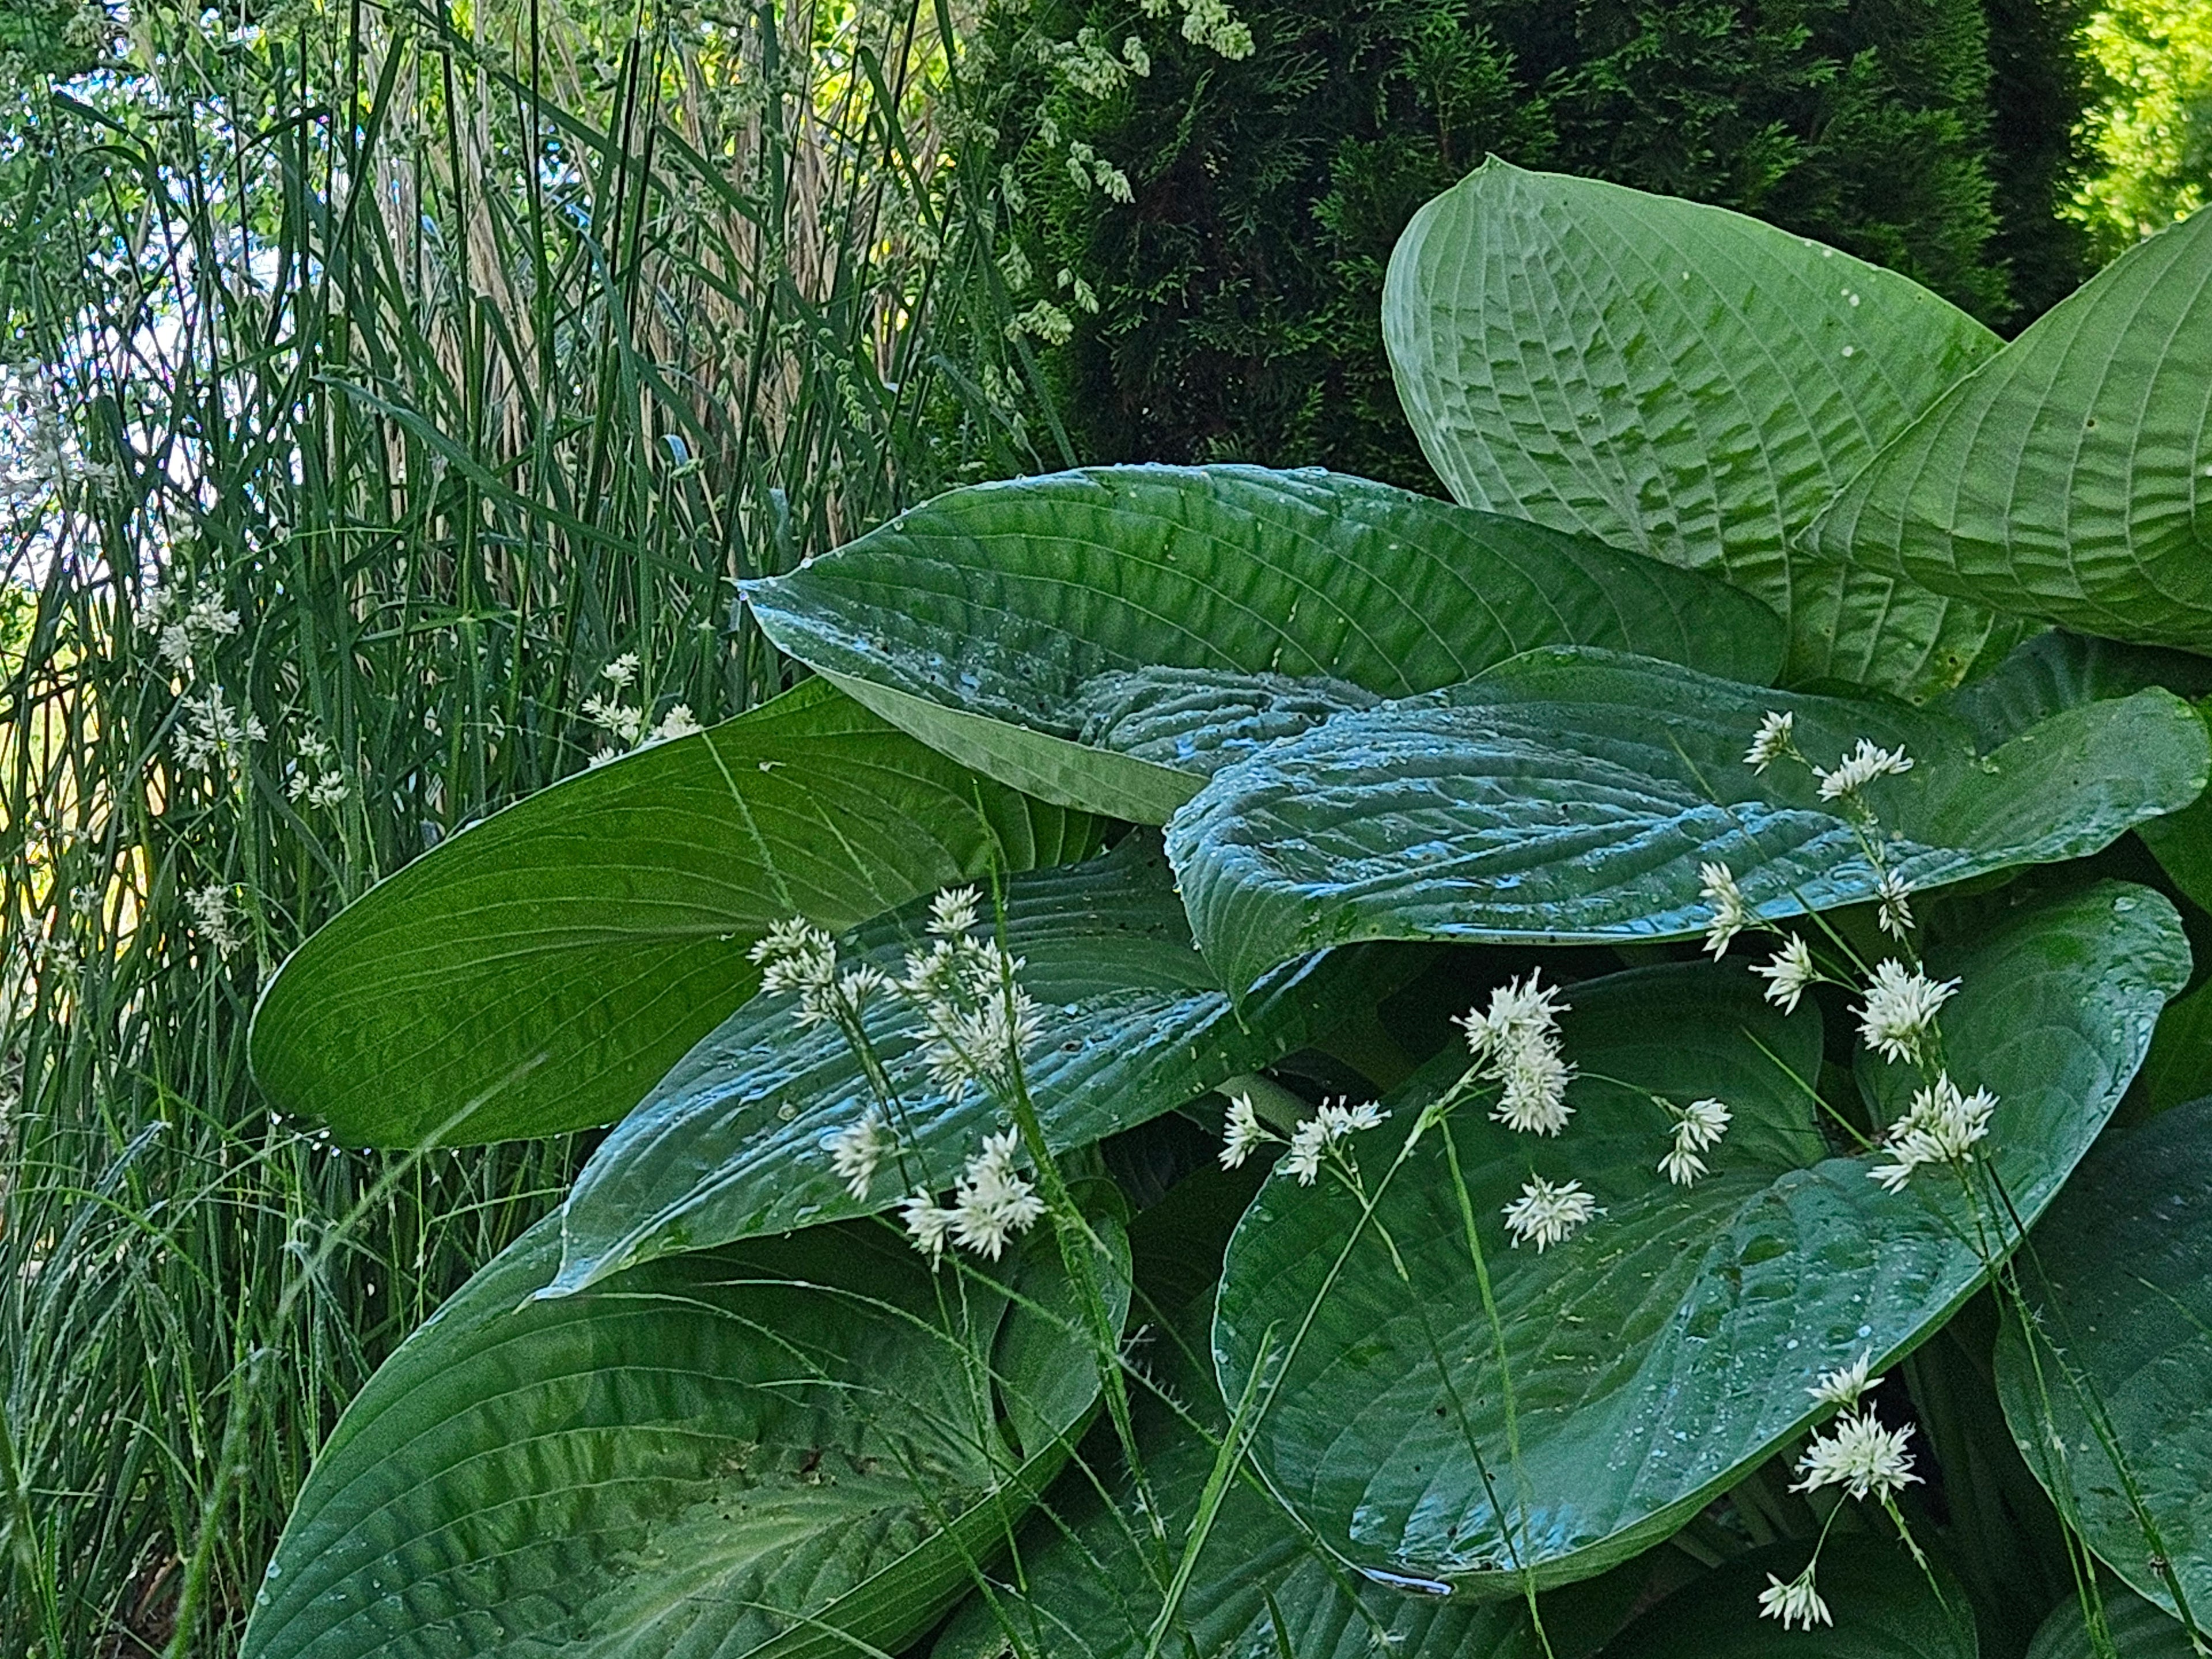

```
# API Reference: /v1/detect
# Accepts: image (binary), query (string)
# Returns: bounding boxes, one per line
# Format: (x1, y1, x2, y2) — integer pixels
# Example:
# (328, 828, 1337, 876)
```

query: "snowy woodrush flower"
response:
(1699, 861, 1751, 959)
(649, 704, 703, 744)
(1458, 971, 1576, 1135)
(1219, 1091, 1268, 1170)
(1815, 738, 1913, 802)
(1759, 1567, 1833, 1631)
(601, 653, 640, 690)
(902, 1129, 1046, 1262)
(824, 1110, 891, 1201)
(1870, 1072, 1998, 1192)
(186, 883, 244, 960)
(1875, 868, 1915, 938)
(172, 685, 266, 771)
(1792, 1407, 1919, 1502)
(1502, 1176, 1597, 1251)
(751, 918, 839, 997)
(896, 887, 1042, 1099)
(1281, 1097, 1387, 1184)
(1856, 960, 1958, 1063)
(1745, 710, 1795, 772)
(1659, 1097, 1732, 1186)
(1753, 934, 1817, 1014)
(1808, 1352, 1878, 1411)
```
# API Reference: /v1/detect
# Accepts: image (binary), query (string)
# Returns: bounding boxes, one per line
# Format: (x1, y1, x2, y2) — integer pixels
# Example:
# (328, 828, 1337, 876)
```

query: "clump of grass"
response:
(0, 2, 1030, 1650)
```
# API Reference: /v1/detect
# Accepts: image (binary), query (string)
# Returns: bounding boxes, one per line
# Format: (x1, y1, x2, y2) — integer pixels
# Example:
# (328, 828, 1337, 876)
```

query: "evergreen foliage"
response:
(982, 0, 2037, 484)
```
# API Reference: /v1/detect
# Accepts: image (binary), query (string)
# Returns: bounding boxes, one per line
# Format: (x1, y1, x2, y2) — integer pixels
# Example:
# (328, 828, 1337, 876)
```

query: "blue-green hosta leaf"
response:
(1995, 1099, 2212, 1631)
(1382, 159, 2029, 698)
(744, 465, 1785, 821)
(550, 833, 1405, 1294)
(249, 678, 1093, 1146)
(1600, 1540, 1976, 1658)
(2028, 1586, 2199, 1659)
(1812, 206, 2212, 652)
(241, 1210, 1127, 1659)
(932, 1298, 1641, 1659)
(1213, 884, 2186, 1593)
(1167, 647, 2205, 995)
(1938, 631, 2212, 750)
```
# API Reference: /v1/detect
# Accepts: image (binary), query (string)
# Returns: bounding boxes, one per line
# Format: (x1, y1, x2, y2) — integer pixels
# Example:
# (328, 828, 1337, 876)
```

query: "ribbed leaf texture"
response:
(1813, 206, 2212, 651)
(745, 464, 1784, 820)
(551, 834, 1403, 1293)
(1384, 160, 2031, 698)
(241, 1213, 1124, 1659)
(248, 679, 1092, 1144)
(1213, 886, 2186, 1591)
(1166, 648, 2205, 994)
(1997, 1099, 2212, 1631)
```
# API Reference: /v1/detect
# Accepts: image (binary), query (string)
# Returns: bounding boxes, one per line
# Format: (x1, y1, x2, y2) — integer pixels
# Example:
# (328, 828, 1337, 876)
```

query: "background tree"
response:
(984, 0, 2093, 485)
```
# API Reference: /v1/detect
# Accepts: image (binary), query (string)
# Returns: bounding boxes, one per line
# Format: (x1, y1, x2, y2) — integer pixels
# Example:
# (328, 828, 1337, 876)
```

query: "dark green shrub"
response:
(981, 0, 2035, 483)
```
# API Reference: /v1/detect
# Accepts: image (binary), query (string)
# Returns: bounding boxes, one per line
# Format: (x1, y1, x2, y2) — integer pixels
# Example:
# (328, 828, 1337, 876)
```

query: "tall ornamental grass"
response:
(0, 3, 1027, 1650)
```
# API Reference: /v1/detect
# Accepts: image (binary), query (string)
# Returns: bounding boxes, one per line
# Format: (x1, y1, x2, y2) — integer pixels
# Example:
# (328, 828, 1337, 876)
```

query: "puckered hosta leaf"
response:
(931, 1295, 1641, 1659)
(1812, 206, 2212, 652)
(743, 464, 1785, 820)
(2028, 1587, 2199, 1659)
(1600, 1540, 1976, 1658)
(1995, 1099, 2212, 1631)
(1382, 159, 2028, 698)
(550, 832, 1405, 1294)
(1166, 647, 2205, 995)
(241, 1210, 1127, 1659)
(248, 678, 1093, 1146)
(1213, 885, 2186, 1593)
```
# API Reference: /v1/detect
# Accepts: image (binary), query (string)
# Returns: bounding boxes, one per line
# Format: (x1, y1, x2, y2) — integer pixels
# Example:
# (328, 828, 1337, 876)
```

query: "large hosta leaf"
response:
(249, 679, 1092, 1145)
(1213, 884, 2186, 1593)
(242, 1211, 1126, 1659)
(1995, 1099, 2212, 1630)
(1812, 206, 2212, 652)
(2028, 1587, 2198, 1659)
(551, 833, 1403, 1294)
(1601, 1540, 1976, 1658)
(1168, 647, 2205, 994)
(744, 465, 1785, 821)
(1382, 160, 2028, 697)
(931, 1298, 1639, 1659)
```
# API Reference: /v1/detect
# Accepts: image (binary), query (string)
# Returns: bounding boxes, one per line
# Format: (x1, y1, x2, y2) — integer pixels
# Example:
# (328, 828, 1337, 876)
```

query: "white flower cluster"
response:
(1758, 1568, 1831, 1631)
(1215, 1094, 1385, 1185)
(757, 886, 1050, 1267)
(141, 581, 242, 674)
(584, 655, 702, 767)
(1870, 1071, 1997, 1192)
(1816, 737, 1914, 802)
(1658, 1097, 1732, 1187)
(287, 729, 350, 810)
(1752, 933, 1818, 1013)
(172, 684, 267, 772)
(1756, 1355, 1917, 1631)
(186, 882, 244, 960)
(1456, 970, 1575, 1136)
(1700, 861, 1752, 958)
(1501, 1176, 1599, 1251)
(900, 1129, 1046, 1262)
(897, 887, 1042, 1102)
(1857, 959, 1958, 1064)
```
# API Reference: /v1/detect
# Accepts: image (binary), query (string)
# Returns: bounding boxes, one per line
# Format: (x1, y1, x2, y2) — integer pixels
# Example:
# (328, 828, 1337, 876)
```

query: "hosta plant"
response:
(243, 164, 2212, 1658)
